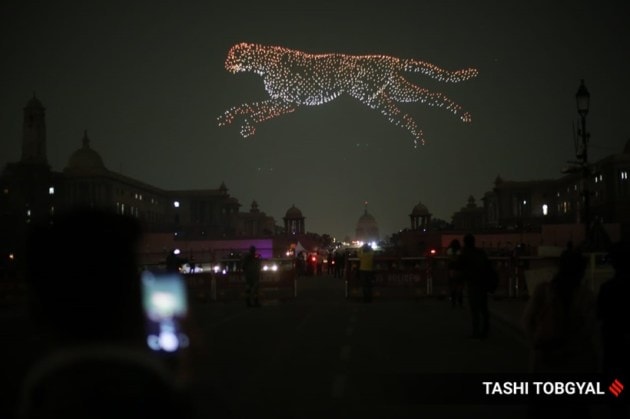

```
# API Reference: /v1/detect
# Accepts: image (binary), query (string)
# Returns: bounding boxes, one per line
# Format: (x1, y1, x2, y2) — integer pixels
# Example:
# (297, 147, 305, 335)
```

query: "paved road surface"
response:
(1, 275, 615, 419)
(186, 275, 532, 418)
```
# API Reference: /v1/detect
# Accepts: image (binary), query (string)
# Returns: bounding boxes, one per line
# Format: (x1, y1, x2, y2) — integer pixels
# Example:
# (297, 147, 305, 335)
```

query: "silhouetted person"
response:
(18, 208, 192, 419)
(316, 252, 323, 276)
(522, 248, 598, 371)
(358, 244, 375, 302)
(455, 234, 490, 338)
(521, 248, 598, 418)
(597, 241, 630, 418)
(295, 251, 305, 276)
(326, 251, 334, 275)
(334, 251, 345, 279)
(166, 249, 183, 273)
(242, 245, 261, 307)
(446, 239, 463, 308)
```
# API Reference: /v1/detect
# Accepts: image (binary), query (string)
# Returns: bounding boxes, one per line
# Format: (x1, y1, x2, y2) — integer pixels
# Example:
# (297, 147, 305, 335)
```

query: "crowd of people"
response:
(9, 210, 629, 417)
(520, 240, 629, 418)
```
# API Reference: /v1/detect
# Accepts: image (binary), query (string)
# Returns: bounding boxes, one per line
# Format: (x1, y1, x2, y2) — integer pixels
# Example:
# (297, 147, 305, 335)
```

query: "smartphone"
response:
(140, 270, 190, 353)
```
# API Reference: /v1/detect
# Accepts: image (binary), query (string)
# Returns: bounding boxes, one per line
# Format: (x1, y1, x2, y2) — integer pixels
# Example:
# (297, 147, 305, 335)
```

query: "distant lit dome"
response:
(358, 211, 376, 225)
(285, 204, 303, 219)
(355, 207, 379, 242)
(65, 131, 106, 173)
(411, 202, 429, 216)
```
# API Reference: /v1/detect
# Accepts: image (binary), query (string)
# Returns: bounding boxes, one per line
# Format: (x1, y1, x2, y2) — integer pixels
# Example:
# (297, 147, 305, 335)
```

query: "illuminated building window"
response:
(542, 204, 548, 216)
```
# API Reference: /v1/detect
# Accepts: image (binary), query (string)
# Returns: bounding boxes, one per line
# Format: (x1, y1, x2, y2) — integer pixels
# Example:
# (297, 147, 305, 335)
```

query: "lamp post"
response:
(575, 79, 590, 244)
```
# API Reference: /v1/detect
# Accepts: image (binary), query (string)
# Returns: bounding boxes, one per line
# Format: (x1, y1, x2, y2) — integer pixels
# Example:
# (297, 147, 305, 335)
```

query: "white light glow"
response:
(151, 292, 177, 317)
(262, 264, 278, 272)
(158, 331, 179, 352)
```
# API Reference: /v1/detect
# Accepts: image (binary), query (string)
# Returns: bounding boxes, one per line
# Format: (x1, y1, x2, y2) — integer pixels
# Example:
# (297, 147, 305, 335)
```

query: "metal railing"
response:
(343, 253, 613, 300)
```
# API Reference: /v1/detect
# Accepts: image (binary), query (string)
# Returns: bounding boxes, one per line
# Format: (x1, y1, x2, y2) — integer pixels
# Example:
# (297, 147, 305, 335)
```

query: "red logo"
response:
(609, 379, 624, 397)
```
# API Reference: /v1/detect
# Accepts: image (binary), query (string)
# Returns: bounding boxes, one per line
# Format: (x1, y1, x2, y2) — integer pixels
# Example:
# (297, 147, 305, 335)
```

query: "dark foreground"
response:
(1, 275, 617, 418)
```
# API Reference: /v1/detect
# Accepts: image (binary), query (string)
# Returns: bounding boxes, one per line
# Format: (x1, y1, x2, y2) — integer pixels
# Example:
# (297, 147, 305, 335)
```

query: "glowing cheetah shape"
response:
(217, 42, 478, 147)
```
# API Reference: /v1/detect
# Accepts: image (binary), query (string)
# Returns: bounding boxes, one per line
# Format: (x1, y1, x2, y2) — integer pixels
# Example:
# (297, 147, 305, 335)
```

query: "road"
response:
(2, 275, 615, 419)
(186, 275, 532, 419)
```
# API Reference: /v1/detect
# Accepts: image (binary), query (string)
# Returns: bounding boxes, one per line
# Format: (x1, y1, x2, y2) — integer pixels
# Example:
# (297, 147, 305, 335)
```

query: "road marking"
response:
(331, 374, 347, 398)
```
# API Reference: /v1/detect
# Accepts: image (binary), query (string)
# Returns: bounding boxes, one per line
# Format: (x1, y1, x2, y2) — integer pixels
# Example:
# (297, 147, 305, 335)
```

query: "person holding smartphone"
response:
(18, 208, 193, 419)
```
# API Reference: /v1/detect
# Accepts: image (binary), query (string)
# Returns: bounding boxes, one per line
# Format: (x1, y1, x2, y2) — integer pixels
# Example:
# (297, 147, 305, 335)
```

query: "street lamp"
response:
(575, 79, 590, 244)
(576, 79, 590, 159)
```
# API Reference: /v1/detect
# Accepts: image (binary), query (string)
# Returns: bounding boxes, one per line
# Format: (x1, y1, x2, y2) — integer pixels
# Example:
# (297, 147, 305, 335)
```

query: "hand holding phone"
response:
(141, 271, 190, 353)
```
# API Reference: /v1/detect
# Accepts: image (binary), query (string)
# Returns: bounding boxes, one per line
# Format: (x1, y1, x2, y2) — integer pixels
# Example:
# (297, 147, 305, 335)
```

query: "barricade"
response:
(345, 257, 431, 300)
(345, 256, 527, 300)
(184, 258, 297, 303)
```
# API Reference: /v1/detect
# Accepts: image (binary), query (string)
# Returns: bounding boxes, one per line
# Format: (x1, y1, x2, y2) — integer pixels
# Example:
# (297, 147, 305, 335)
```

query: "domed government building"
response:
(0, 96, 315, 264)
(3, 96, 630, 263)
(355, 203, 379, 243)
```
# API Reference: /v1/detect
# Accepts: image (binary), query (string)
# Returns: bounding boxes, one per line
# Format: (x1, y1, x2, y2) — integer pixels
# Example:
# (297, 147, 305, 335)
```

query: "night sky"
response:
(1, 0, 628, 241)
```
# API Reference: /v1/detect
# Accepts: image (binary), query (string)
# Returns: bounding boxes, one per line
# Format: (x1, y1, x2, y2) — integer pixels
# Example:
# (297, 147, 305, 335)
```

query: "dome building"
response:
(0, 97, 282, 243)
(283, 204, 305, 235)
(355, 204, 379, 243)
(410, 201, 432, 230)
(64, 131, 107, 175)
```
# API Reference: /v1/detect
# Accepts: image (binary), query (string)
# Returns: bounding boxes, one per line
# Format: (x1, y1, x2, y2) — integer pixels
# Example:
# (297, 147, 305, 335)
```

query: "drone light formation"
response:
(218, 43, 478, 147)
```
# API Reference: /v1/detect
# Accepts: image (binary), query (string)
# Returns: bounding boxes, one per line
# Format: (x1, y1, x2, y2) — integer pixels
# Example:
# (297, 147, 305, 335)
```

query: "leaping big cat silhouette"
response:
(217, 43, 478, 147)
